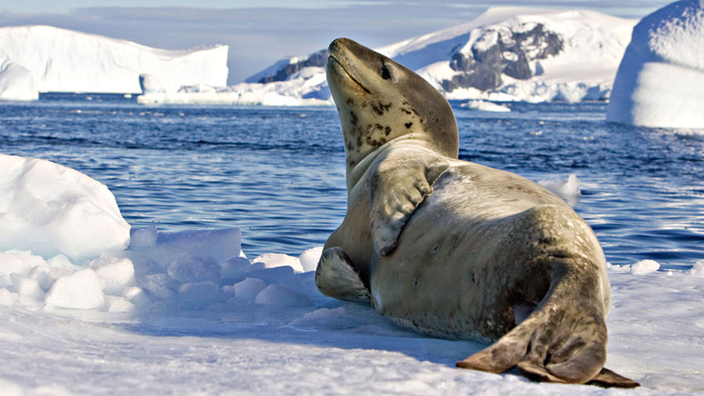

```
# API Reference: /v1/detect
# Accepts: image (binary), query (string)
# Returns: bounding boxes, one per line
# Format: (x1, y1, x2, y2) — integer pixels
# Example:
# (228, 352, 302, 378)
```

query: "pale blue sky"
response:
(0, 0, 671, 83)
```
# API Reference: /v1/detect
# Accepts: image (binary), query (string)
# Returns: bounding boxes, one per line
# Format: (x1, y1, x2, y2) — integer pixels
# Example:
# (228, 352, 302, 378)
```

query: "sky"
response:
(0, 0, 673, 84)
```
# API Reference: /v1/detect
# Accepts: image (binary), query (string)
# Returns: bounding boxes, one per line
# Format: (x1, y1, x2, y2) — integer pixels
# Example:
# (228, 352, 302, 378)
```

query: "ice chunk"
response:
(537, 174, 580, 207)
(89, 255, 136, 295)
(298, 247, 323, 273)
(123, 286, 152, 308)
(0, 272, 10, 288)
(111, 251, 161, 278)
(689, 261, 704, 277)
(129, 225, 158, 249)
(251, 253, 304, 273)
(221, 256, 251, 281)
(460, 100, 511, 112)
(221, 285, 236, 299)
(131, 228, 242, 268)
(140, 273, 178, 302)
(43, 267, 77, 291)
(167, 255, 221, 284)
(233, 278, 266, 303)
(245, 266, 296, 287)
(47, 254, 73, 268)
(0, 288, 14, 306)
(607, 0, 704, 129)
(631, 259, 660, 275)
(0, 250, 47, 277)
(10, 273, 45, 301)
(0, 154, 131, 263)
(106, 296, 137, 313)
(29, 266, 53, 291)
(254, 285, 312, 307)
(0, 58, 38, 101)
(45, 268, 104, 309)
(178, 281, 222, 308)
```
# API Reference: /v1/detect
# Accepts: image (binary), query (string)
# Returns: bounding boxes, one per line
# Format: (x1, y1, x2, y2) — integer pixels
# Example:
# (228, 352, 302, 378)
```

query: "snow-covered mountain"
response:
(140, 7, 636, 105)
(0, 25, 228, 96)
(377, 7, 636, 102)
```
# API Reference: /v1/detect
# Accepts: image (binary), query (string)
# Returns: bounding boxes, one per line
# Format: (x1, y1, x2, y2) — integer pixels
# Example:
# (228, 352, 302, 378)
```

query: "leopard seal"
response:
(315, 38, 638, 387)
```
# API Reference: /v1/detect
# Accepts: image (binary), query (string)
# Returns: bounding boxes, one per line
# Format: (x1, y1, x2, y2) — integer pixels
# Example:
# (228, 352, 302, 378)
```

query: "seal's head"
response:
(326, 38, 459, 172)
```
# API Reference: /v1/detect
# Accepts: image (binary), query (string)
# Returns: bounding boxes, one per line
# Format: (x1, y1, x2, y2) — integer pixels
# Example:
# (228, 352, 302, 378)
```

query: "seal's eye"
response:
(381, 65, 392, 80)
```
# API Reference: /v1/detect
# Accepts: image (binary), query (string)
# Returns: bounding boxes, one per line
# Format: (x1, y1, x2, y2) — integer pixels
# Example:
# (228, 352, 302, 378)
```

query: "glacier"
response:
(606, 0, 704, 129)
(0, 153, 703, 393)
(0, 25, 228, 96)
(139, 7, 637, 106)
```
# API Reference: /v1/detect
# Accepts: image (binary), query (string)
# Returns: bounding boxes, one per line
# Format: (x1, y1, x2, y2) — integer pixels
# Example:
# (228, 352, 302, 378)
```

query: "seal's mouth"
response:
(328, 55, 371, 94)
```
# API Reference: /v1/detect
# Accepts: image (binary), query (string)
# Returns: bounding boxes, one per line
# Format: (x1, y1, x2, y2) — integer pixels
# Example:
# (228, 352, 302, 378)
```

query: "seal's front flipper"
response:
(369, 153, 448, 256)
(315, 247, 370, 302)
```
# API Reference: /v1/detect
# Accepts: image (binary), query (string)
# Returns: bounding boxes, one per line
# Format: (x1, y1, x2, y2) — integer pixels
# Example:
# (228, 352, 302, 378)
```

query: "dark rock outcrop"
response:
(442, 23, 563, 93)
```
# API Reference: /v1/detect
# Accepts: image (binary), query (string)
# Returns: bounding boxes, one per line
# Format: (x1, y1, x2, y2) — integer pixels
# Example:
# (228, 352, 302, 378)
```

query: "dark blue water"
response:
(1, 94, 703, 270)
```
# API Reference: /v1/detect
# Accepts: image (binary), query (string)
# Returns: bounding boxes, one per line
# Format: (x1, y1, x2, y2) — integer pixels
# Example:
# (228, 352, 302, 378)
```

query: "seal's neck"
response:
(345, 134, 431, 191)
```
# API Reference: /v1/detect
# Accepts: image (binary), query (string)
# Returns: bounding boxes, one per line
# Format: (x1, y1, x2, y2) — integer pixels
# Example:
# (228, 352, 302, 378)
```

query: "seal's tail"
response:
(456, 262, 639, 388)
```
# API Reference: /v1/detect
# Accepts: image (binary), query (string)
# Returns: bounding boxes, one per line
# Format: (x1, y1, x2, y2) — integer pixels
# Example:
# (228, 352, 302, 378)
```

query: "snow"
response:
(0, 154, 131, 263)
(606, 0, 704, 129)
(0, 154, 703, 393)
(460, 100, 511, 112)
(0, 25, 228, 94)
(0, 58, 38, 101)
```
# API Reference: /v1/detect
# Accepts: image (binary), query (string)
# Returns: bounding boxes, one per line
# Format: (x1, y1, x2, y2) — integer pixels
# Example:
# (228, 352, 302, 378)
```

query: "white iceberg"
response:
(606, 0, 704, 129)
(0, 58, 38, 101)
(0, 154, 130, 263)
(0, 25, 228, 94)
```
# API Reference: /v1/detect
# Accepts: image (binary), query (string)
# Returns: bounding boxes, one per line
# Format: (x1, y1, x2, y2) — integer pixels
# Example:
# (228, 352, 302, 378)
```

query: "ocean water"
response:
(1, 94, 702, 270)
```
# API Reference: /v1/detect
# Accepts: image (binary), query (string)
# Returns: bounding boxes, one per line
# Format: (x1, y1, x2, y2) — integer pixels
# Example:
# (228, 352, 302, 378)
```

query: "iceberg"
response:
(0, 25, 228, 94)
(0, 58, 38, 101)
(142, 7, 636, 106)
(606, 0, 704, 129)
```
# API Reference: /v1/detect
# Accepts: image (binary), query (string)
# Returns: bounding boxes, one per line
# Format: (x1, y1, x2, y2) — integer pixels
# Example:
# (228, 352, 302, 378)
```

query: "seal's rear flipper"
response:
(456, 261, 640, 388)
(456, 318, 639, 387)
(587, 368, 640, 388)
(315, 247, 370, 302)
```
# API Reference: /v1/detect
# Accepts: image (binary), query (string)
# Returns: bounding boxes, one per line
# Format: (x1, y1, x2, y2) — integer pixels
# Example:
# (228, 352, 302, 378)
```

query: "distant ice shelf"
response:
(606, 0, 704, 129)
(0, 25, 228, 97)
